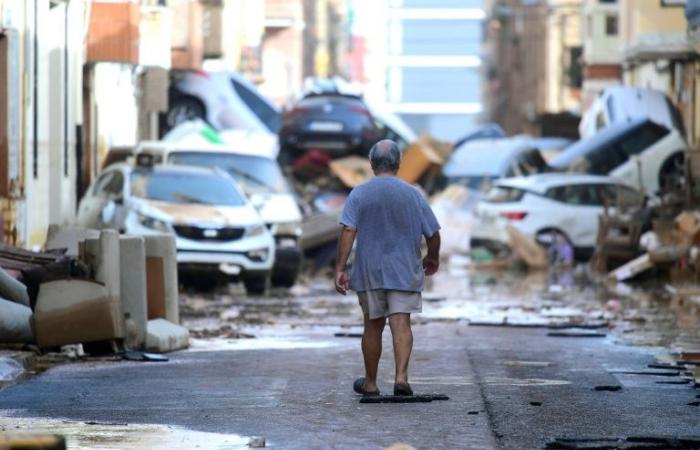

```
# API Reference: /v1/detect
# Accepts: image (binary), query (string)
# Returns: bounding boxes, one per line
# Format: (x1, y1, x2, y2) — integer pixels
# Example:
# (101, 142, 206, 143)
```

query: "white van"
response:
(135, 137, 304, 288)
(580, 86, 686, 140)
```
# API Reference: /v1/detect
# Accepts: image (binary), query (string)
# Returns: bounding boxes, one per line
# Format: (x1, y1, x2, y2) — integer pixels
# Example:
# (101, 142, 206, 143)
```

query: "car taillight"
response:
(288, 106, 310, 116)
(349, 105, 371, 116)
(500, 211, 528, 220)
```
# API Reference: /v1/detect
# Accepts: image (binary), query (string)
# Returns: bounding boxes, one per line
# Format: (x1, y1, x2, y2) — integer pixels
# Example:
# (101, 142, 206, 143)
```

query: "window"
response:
(168, 152, 289, 194)
(231, 79, 281, 133)
(605, 15, 618, 36)
(585, 143, 626, 175)
(130, 171, 246, 207)
(616, 123, 669, 158)
(547, 185, 601, 206)
(598, 184, 644, 208)
(92, 171, 124, 197)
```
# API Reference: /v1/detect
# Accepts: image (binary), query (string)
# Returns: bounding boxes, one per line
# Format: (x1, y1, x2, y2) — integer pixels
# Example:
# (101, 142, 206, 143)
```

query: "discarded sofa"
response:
(33, 279, 124, 348)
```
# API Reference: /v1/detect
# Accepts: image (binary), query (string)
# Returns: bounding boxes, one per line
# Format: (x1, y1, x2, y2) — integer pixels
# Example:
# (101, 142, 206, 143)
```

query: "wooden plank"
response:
(608, 253, 653, 282)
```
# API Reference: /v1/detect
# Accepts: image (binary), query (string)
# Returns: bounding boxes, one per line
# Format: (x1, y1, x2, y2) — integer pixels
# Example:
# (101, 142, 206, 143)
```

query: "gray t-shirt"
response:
(340, 176, 440, 293)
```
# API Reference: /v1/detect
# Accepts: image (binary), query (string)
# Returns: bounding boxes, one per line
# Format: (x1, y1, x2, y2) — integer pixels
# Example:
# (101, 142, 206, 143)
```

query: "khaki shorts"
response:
(357, 289, 422, 320)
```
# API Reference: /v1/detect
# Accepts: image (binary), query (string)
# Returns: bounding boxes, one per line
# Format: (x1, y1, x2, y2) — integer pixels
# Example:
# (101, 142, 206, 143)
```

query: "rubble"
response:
(143, 234, 179, 324)
(0, 299, 33, 343)
(119, 236, 148, 350)
(145, 319, 189, 353)
(0, 267, 30, 308)
(506, 225, 548, 270)
(397, 133, 453, 189)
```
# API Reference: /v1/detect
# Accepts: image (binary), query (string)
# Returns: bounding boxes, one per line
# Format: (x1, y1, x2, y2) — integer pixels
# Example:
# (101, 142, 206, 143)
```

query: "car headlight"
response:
(245, 224, 266, 238)
(246, 248, 269, 262)
(137, 213, 172, 233)
(273, 222, 302, 237)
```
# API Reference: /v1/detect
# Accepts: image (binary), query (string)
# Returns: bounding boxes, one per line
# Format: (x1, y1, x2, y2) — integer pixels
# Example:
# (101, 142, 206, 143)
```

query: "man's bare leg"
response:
(361, 315, 385, 392)
(388, 313, 413, 384)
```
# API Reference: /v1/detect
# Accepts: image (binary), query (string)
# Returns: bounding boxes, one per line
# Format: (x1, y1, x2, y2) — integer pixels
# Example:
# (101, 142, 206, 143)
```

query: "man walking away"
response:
(335, 139, 441, 397)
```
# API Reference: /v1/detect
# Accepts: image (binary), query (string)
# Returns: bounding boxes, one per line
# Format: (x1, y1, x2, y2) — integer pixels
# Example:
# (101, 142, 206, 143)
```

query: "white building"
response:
(360, 0, 484, 141)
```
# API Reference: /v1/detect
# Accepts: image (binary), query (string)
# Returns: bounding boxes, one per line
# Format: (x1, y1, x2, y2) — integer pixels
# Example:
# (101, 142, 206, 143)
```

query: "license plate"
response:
(309, 121, 343, 132)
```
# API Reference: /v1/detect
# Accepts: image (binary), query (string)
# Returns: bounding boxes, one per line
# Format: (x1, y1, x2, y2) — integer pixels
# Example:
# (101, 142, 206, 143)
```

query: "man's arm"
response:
(335, 226, 357, 294)
(423, 231, 441, 276)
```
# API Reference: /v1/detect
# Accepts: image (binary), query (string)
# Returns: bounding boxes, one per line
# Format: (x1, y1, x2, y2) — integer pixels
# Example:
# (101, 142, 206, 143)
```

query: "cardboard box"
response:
(397, 134, 453, 184)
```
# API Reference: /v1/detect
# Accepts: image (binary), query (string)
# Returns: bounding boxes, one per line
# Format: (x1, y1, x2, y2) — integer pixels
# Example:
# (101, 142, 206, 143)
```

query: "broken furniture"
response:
(0, 298, 33, 343)
(143, 234, 179, 324)
(145, 318, 189, 353)
(33, 279, 123, 348)
(119, 235, 148, 350)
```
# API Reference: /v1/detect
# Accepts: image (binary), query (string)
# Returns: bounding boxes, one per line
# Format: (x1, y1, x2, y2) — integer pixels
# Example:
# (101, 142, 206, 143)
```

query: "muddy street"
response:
(2, 263, 700, 449)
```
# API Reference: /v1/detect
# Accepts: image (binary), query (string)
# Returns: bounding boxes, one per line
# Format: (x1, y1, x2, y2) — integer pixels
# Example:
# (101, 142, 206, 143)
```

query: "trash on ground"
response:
(359, 394, 450, 404)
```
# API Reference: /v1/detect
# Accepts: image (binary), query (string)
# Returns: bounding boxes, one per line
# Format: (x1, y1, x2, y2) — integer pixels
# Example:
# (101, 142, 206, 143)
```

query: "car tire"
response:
(163, 96, 207, 133)
(271, 272, 297, 288)
(535, 228, 572, 253)
(243, 274, 270, 296)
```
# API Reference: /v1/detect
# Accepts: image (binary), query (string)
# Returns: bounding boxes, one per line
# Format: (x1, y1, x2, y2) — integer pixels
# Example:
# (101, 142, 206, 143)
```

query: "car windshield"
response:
(130, 171, 246, 206)
(168, 152, 288, 194)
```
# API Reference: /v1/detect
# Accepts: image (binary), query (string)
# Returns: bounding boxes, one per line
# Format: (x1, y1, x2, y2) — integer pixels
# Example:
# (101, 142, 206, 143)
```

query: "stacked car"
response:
(465, 87, 690, 260)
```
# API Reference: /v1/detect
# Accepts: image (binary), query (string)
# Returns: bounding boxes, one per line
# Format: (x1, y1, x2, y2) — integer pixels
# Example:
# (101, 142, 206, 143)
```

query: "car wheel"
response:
(535, 228, 573, 255)
(243, 274, 270, 296)
(165, 96, 206, 131)
(658, 151, 685, 192)
(271, 272, 297, 288)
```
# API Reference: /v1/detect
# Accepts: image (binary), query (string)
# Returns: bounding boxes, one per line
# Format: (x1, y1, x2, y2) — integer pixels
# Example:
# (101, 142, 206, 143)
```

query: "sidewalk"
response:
(0, 323, 498, 450)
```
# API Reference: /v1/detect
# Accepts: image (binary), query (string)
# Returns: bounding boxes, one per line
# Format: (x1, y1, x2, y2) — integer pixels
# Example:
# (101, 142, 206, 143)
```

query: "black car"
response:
(278, 91, 383, 164)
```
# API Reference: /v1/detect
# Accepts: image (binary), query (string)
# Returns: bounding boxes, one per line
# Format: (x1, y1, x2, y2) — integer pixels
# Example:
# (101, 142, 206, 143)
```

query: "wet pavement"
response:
(2, 261, 700, 449)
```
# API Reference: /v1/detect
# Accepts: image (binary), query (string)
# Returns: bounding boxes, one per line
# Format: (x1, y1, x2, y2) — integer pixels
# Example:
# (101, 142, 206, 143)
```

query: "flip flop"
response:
(353, 377, 380, 396)
(394, 382, 413, 396)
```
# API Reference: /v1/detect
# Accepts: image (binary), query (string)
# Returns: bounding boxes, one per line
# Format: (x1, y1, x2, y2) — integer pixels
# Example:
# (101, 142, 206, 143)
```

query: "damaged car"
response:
(135, 138, 304, 288)
(76, 160, 275, 294)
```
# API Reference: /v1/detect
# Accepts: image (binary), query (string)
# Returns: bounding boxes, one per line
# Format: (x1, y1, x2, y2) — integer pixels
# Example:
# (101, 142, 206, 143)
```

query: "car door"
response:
(555, 184, 604, 247)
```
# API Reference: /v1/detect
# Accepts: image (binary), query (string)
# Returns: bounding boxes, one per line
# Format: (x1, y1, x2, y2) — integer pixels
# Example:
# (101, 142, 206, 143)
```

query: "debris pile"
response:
(0, 228, 189, 357)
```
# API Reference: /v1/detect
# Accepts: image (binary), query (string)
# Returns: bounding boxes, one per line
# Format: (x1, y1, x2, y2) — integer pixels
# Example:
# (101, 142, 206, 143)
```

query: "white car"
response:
(549, 118, 689, 194)
(580, 86, 686, 140)
(164, 71, 281, 135)
(471, 174, 644, 257)
(76, 162, 276, 294)
(443, 135, 549, 192)
(135, 135, 304, 288)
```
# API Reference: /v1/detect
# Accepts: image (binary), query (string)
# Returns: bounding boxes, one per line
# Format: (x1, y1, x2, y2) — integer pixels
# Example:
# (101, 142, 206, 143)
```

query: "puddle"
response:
(0, 416, 251, 449)
(188, 336, 339, 352)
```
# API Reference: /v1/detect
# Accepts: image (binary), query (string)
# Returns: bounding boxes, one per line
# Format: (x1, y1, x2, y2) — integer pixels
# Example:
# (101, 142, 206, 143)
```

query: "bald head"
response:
(368, 139, 401, 175)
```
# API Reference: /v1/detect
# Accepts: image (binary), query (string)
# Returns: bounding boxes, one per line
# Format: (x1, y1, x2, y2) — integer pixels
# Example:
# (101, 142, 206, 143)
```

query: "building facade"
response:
(362, 0, 484, 141)
(484, 0, 583, 137)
